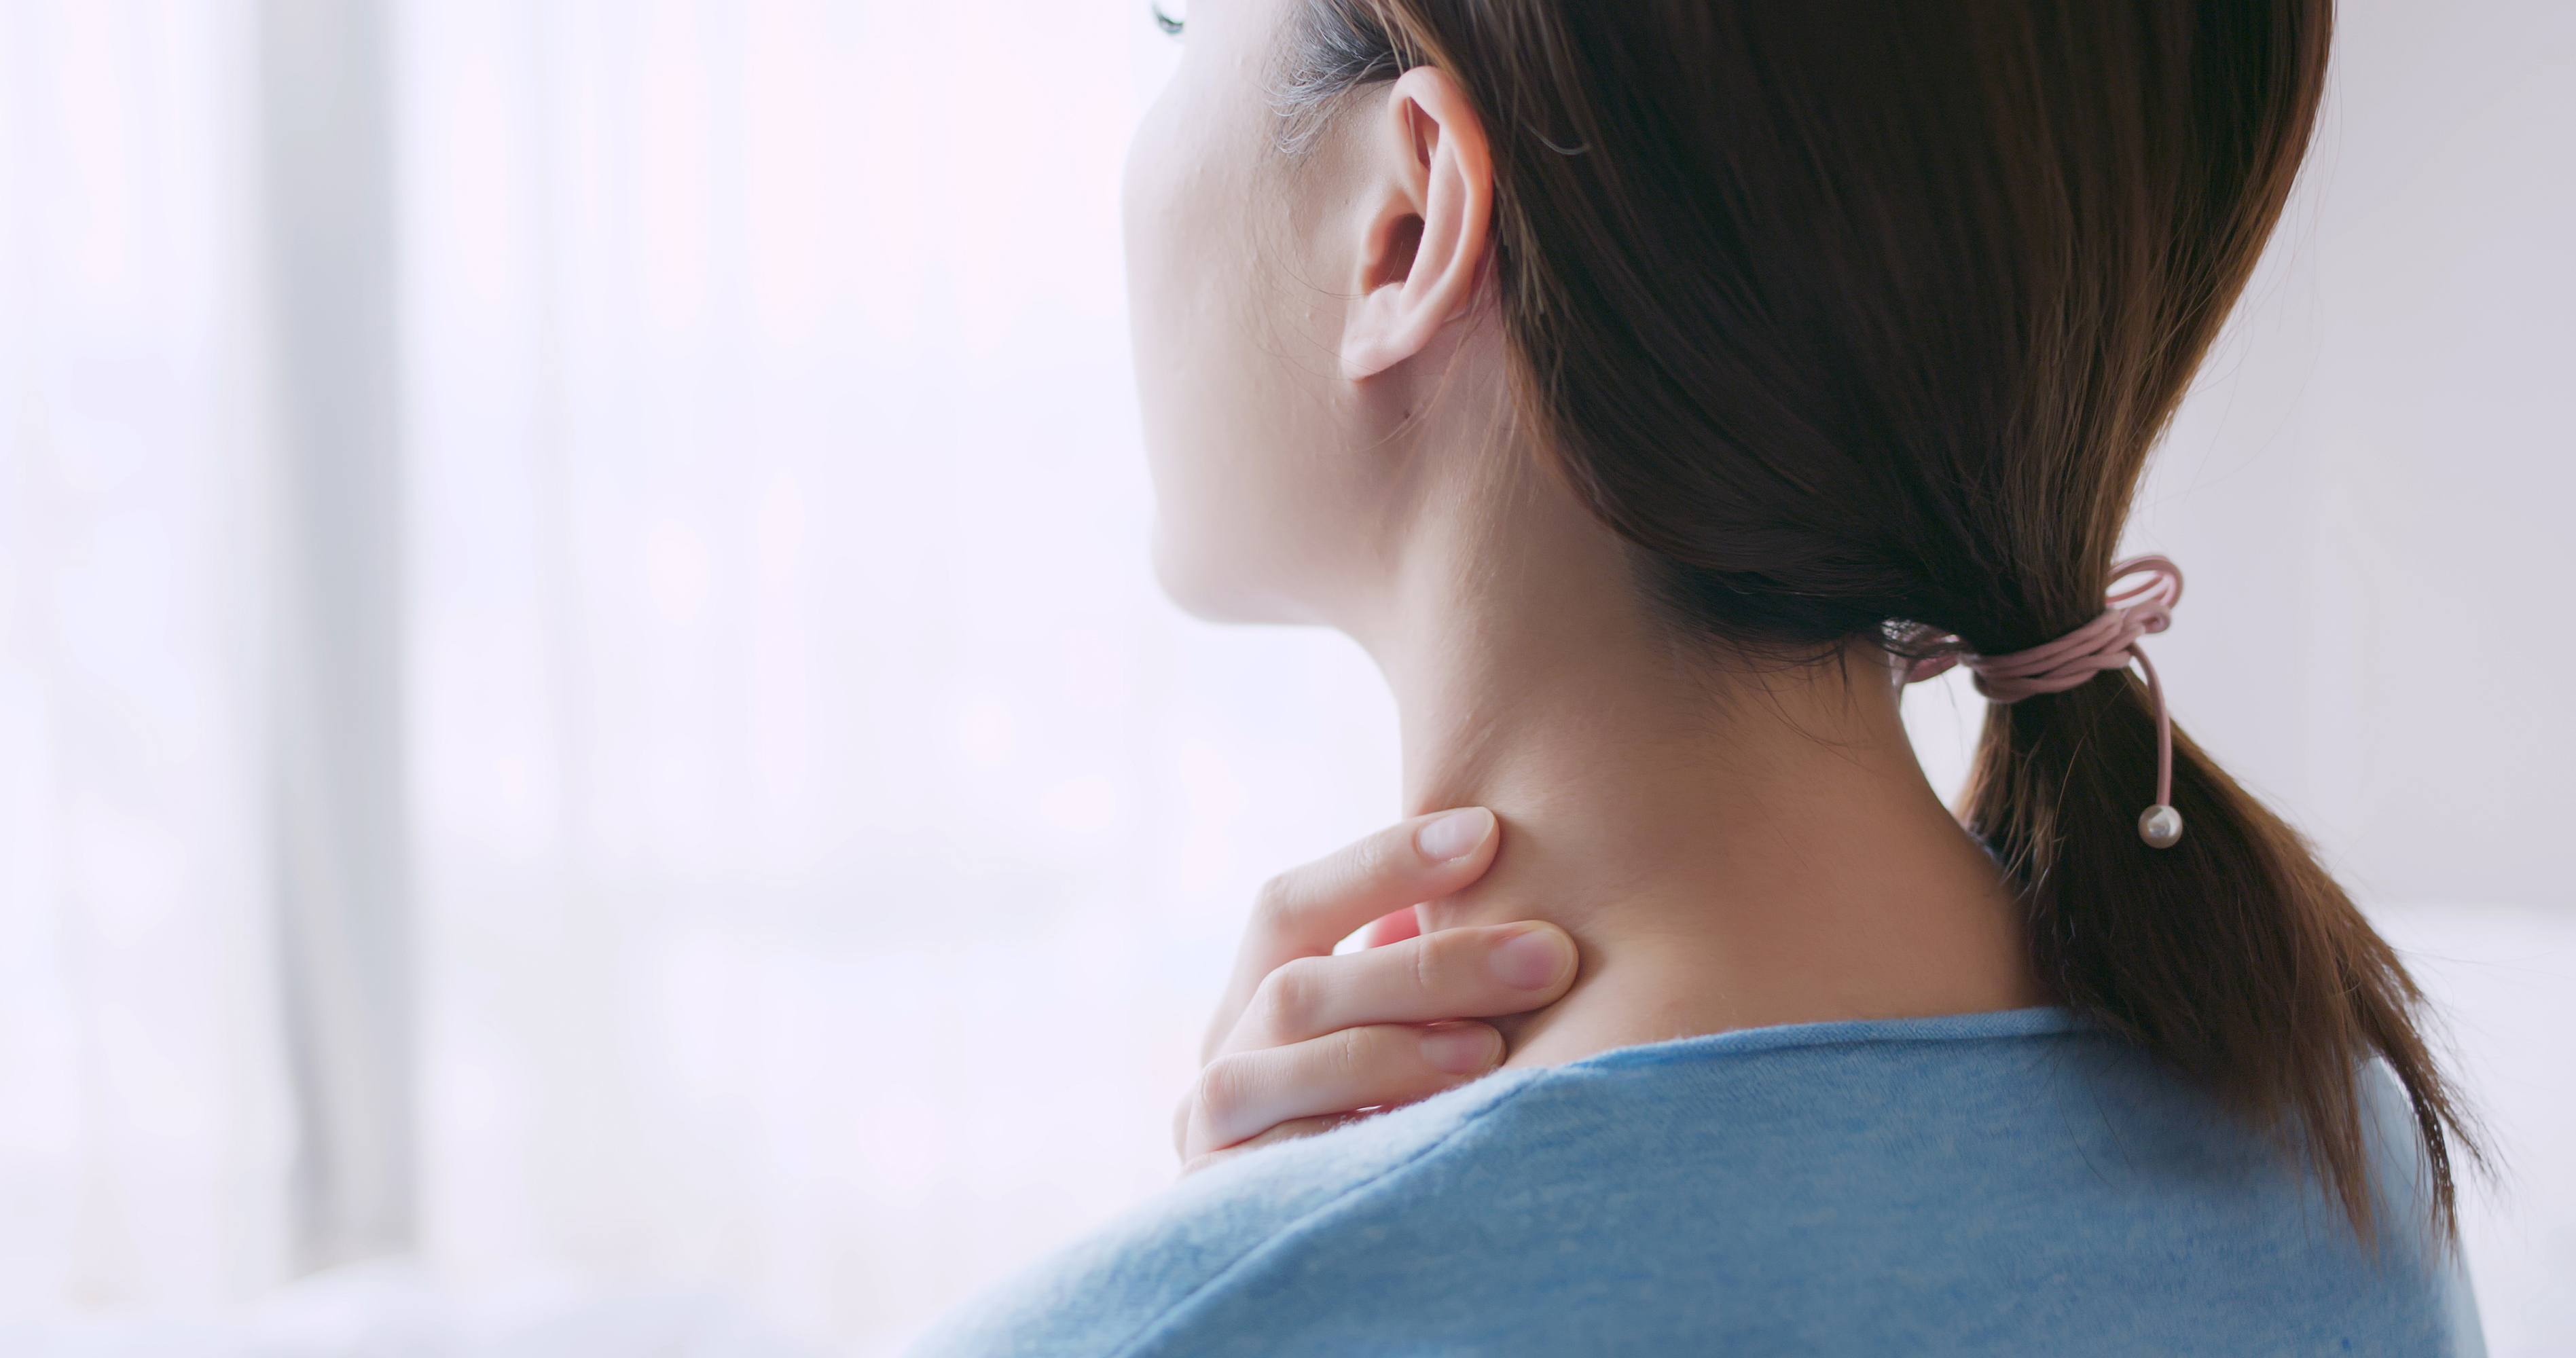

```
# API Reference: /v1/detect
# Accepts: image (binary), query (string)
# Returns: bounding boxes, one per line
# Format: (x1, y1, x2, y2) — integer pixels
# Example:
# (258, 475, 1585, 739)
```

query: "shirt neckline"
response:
(1555, 1004, 2088, 1075)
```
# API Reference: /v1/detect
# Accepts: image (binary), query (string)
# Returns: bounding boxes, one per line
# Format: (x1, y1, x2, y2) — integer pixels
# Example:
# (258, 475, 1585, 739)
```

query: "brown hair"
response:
(1280, 0, 2478, 1239)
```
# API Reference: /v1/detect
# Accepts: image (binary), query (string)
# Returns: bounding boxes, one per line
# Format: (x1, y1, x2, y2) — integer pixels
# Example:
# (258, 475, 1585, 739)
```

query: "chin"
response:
(1148, 518, 1314, 627)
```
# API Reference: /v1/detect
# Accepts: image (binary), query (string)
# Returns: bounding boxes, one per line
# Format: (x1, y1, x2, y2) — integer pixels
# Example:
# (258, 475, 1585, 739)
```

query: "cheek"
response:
(1121, 98, 1207, 440)
(1123, 90, 1303, 617)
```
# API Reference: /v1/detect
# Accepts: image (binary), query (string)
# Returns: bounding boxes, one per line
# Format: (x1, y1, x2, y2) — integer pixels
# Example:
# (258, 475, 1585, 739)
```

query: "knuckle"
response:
(1250, 872, 1301, 930)
(1409, 932, 1448, 1000)
(1323, 1025, 1386, 1082)
(1255, 957, 1330, 1038)
(1316, 827, 1400, 911)
(1196, 1051, 1260, 1124)
(1399, 928, 1486, 1007)
(1347, 830, 1398, 887)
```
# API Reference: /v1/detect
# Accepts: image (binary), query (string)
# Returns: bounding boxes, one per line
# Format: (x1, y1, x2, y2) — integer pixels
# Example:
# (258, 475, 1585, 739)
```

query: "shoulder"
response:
(910, 1014, 2479, 1358)
(909, 1015, 2106, 1358)
(904, 1066, 1553, 1358)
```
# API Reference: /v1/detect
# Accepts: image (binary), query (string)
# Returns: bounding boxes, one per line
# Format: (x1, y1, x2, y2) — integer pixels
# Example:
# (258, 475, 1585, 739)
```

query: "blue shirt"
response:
(913, 1008, 2484, 1357)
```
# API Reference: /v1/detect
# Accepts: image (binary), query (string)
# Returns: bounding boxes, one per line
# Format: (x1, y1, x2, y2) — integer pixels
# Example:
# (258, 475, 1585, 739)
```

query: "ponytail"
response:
(1965, 659, 2474, 1240)
(1287, 0, 2482, 1238)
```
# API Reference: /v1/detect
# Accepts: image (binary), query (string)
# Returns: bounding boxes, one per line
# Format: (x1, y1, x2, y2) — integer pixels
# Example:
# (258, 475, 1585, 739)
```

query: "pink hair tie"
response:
(1904, 555, 2187, 849)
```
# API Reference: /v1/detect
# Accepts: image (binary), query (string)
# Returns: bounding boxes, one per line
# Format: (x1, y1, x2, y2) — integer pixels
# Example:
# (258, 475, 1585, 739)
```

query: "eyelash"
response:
(1151, 2, 1184, 37)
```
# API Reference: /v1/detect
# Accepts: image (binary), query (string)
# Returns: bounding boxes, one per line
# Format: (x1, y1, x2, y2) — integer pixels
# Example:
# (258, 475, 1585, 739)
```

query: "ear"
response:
(1339, 67, 1495, 382)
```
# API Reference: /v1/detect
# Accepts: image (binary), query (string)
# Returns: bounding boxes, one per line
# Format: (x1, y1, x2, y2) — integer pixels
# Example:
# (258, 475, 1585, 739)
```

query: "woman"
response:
(920, 0, 2484, 1352)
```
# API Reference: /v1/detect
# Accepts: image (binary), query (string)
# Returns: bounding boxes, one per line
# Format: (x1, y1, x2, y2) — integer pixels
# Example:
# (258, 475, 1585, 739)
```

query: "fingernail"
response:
(1489, 928, 1572, 990)
(1420, 1024, 1500, 1075)
(1414, 807, 1495, 863)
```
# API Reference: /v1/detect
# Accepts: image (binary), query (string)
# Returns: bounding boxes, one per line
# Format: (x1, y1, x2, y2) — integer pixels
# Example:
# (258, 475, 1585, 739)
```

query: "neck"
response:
(1341, 435, 2044, 1069)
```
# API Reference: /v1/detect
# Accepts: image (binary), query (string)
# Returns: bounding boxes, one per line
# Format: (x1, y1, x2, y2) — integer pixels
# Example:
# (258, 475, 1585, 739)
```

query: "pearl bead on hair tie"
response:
(1904, 555, 2188, 849)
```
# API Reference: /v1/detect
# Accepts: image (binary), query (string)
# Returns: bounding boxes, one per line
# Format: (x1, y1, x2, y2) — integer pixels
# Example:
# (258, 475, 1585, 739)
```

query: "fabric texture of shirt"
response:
(910, 1007, 2484, 1357)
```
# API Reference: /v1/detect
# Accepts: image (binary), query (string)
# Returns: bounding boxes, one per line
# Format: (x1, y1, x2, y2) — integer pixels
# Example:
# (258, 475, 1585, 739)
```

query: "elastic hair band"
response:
(1904, 555, 2187, 849)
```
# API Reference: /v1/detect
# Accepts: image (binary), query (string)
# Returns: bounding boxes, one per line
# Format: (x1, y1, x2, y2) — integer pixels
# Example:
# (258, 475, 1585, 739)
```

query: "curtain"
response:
(0, 0, 288, 1314)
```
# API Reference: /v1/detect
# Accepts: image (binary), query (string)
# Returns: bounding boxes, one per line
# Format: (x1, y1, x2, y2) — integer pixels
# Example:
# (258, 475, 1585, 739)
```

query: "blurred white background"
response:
(0, 0, 2566, 1355)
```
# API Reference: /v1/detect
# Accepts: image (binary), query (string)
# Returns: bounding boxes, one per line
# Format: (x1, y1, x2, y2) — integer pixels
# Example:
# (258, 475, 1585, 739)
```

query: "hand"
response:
(1173, 807, 1578, 1175)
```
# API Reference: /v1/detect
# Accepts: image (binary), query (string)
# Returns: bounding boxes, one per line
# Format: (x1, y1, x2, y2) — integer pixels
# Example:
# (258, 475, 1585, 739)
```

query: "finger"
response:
(1208, 809, 1501, 1056)
(1178, 1114, 1360, 1177)
(1244, 808, 1498, 968)
(1357, 906, 1422, 949)
(1227, 922, 1577, 1052)
(1173, 1083, 1326, 1162)
(1184, 1021, 1504, 1156)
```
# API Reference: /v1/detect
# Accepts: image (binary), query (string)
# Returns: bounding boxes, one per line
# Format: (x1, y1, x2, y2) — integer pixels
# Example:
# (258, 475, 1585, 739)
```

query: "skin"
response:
(1133, 0, 2044, 1169)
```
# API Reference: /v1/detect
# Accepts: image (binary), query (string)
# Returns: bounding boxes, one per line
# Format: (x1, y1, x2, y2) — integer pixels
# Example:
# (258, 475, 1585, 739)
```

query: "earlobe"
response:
(1339, 68, 1495, 382)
